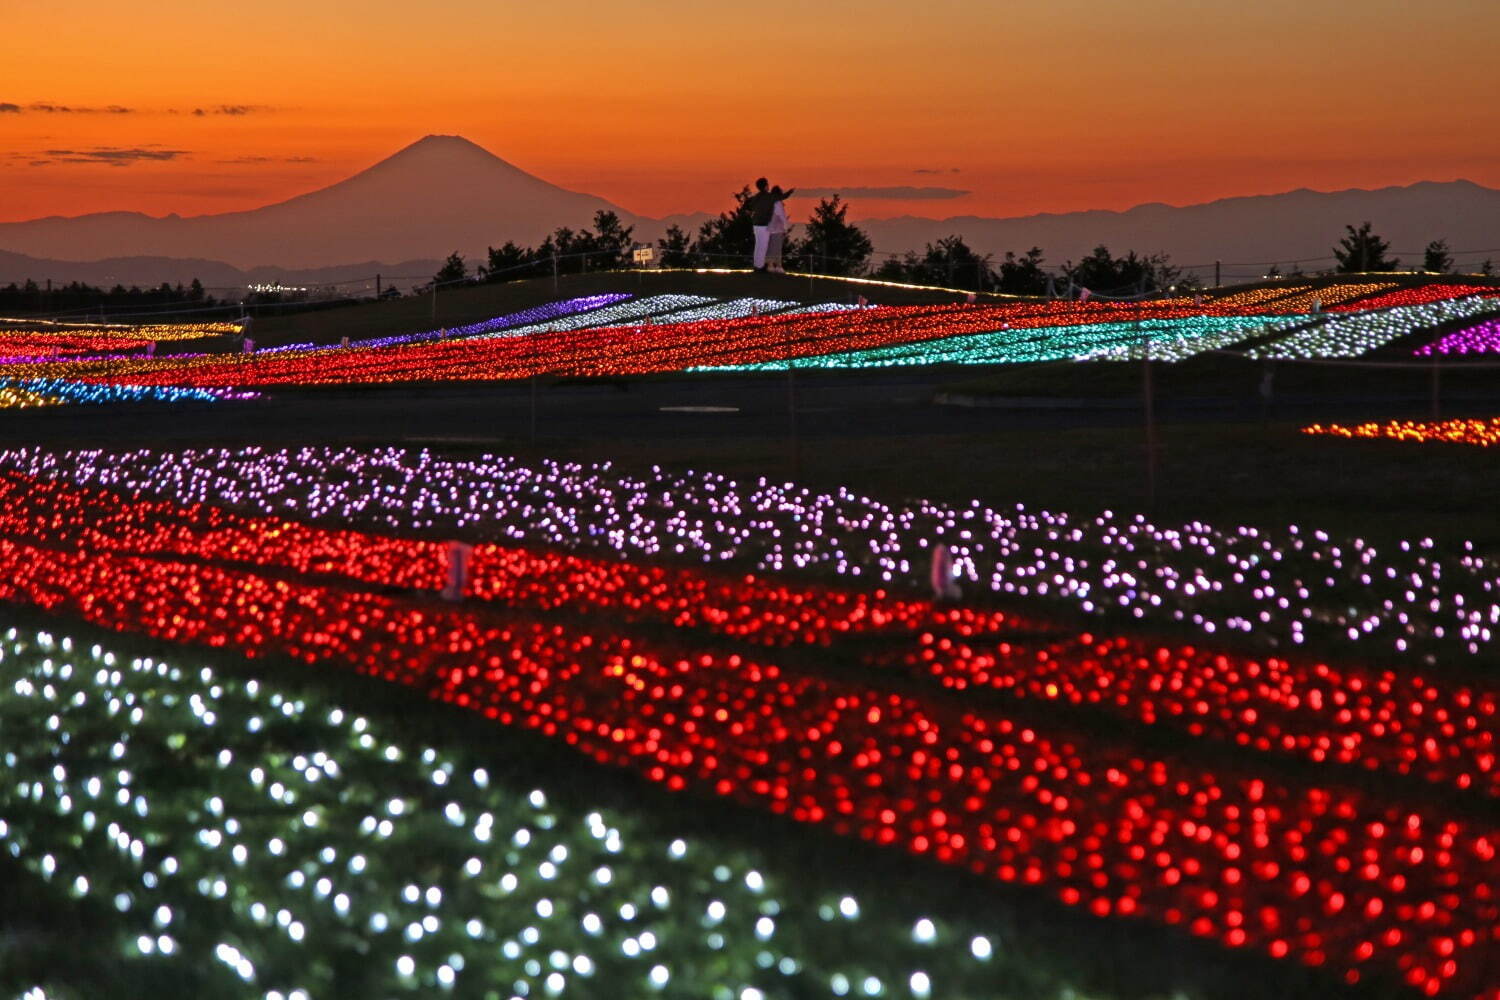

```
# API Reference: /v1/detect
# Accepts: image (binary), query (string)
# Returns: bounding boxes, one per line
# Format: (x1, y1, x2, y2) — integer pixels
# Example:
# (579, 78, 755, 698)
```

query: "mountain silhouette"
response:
(0, 135, 638, 270)
(856, 179, 1500, 279)
(2, 134, 1499, 281)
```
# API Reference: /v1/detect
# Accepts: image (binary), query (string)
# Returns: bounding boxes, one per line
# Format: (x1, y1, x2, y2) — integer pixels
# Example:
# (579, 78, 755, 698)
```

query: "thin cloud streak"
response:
(216, 154, 320, 164)
(14, 102, 135, 114)
(193, 105, 273, 116)
(33, 147, 191, 167)
(799, 185, 971, 200)
(1, 101, 272, 116)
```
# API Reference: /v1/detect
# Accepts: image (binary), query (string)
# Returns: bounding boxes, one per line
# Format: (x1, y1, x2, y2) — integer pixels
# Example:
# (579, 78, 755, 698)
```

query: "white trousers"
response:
(766, 230, 787, 271)
(752, 226, 770, 269)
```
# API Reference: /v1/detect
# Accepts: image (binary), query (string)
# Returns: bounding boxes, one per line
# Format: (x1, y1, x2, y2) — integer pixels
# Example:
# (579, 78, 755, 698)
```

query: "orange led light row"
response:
(1303, 418, 1500, 447)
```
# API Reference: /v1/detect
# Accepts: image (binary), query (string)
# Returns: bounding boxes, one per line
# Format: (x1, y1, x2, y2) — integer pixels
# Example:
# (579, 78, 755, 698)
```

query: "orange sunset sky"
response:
(2, 0, 1497, 225)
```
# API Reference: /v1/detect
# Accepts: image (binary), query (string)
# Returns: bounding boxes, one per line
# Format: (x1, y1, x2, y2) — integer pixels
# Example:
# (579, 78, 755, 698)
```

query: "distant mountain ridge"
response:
(1, 134, 1497, 284)
(856, 180, 1500, 278)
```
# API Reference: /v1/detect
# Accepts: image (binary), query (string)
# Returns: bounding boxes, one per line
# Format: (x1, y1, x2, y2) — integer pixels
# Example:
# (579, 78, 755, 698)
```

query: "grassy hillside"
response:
(247, 269, 1016, 348)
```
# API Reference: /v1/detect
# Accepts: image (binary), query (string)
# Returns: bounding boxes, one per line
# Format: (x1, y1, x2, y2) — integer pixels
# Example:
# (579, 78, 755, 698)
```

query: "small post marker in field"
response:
(442, 541, 474, 601)
(930, 544, 962, 602)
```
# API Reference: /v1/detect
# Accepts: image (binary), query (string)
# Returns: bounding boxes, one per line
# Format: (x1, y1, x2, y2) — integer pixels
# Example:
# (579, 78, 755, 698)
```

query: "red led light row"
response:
(1330, 285, 1500, 313)
(0, 330, 153, 358)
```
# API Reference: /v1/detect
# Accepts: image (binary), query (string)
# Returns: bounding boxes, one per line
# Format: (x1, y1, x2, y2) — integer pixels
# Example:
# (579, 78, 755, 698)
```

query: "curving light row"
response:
(0, 377, 256, 408)
(1303, 418, 1500, 448)
(1413, 318, 1500, 357)
(1245, 296, 1500, 360)
(348, 293, 634, 349)
(1330, 285, 1498, 313)
(697, 315, 1316, 370)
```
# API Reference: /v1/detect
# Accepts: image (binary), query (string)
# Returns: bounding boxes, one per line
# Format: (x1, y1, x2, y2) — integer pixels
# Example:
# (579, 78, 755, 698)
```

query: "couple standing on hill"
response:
(746, 177, 794, 273)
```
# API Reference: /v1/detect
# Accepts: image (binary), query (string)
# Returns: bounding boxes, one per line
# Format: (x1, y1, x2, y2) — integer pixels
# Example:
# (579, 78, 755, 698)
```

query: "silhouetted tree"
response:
(691, 186, 755, 266)
(482, 241, 536, 281)
(1482, 259, 1495, 277)
(534, 228, 579, 275)
(872, 235, 993, 291)
(586, 210, 635, 270)
(997, 247, 1048, 295)
(1423, 239, 1454, 274)
(433, 252, 467, 285)
(926, 236, 993, 290)
(1333, 222, 1398, 273)
(790, 196, 872, 276)
(1062, 245, 1179, 294)
(657, 225, 693, 267)
(528, 212, 635, 275)
(873, 253, 919, 283)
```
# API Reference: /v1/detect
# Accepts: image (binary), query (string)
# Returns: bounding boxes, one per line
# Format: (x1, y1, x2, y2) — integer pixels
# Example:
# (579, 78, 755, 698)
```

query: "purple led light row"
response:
(348, 293, 634, 350)
(1414, 318, 1500, 356)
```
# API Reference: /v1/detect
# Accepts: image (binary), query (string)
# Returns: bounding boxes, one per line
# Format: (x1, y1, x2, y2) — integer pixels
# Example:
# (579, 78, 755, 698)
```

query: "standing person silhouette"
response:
(766, 187, 791, 274)
(745, 177, 794, 271)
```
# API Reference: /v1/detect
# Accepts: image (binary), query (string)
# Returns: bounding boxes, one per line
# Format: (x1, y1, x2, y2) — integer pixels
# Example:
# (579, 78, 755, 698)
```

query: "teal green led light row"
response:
(693, 315, 1314, 371)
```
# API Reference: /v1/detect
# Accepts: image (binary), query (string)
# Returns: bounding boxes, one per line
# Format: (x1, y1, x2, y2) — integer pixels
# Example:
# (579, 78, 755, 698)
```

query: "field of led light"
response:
(1, 277, 1495, 393)
(2, 444, 1499, 1000)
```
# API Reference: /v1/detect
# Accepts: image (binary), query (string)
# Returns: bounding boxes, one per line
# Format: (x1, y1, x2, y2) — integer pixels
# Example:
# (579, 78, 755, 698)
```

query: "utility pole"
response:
(551, 252, 559, 294)
(376, 274, 381, 299)
(1431, 354, 1442, 419)
(530, 332, 539, 446)
(1141, 315, 1157, 511)
(787, 345, 801, 478)
(1214, 260, 1221, 288)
